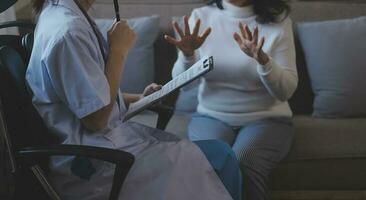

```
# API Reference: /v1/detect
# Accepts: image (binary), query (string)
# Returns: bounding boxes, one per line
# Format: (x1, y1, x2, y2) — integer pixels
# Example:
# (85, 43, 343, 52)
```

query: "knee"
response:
(235, 148, 261, 169)
(235, 148, 273, 180)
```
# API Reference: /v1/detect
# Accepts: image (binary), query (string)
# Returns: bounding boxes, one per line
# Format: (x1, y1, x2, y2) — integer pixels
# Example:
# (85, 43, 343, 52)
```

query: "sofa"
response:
(9, 0, 366, 199)
(90, 0, 366, 199)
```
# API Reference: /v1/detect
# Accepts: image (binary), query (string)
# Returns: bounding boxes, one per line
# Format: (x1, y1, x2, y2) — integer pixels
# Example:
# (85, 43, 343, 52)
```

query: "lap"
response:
(188, 114, 236, 145)
(233, 118, 294, 175)
(188, 115, 294, 175)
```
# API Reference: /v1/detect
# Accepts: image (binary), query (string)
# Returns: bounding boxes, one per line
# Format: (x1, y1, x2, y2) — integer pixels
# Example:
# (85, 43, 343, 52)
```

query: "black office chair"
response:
(0, 45, 135, 200)
(0, 20, 170, 200)
(0, 18, 35, 66)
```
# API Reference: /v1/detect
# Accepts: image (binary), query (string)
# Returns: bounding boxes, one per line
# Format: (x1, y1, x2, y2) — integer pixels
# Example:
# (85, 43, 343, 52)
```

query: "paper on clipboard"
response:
(123, 56, 214, 122)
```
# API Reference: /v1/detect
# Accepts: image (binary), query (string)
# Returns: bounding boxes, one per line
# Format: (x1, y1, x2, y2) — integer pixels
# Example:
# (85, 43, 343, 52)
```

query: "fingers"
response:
(239, 22, 246, 39)
(252, 26, 259, 44)
(108, 20, 118, 32)
(258, 37, 265, 52)
(164, 35, 179, 46)
(149, 83, 162, 91)
(199, 27, 212, 41)
(233, 32, 243, 45)
(109, 19, 126, 32)
(192, 19, 201, 37)
(244, 25, 253, 41)
(183, 15, 191, 35)
(239, 22, 253, 41)
(145, 83, 162, 96)
(239, 22, 252, 41)
(173, 21, 184, 38)
(153, 84, 163, 91)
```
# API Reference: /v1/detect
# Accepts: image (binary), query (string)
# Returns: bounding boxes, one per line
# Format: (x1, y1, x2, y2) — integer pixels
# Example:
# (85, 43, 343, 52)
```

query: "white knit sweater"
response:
(172, 1, 298, 126)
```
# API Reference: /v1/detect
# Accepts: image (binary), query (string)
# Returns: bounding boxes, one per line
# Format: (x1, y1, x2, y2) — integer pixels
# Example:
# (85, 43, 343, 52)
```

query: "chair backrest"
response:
(0, 46, 57, 154)
(22, 32, 34, 62)
(0, 0, 17, 13)
(0, 21, 35, 64)
(0, 45, 52, 200)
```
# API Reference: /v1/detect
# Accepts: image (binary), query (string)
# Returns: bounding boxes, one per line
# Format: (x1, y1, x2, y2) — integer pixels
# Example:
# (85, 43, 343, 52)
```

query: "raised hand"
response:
(233, 22, 269, 65)
(165, 16, 212, 57)
(108, 20, 137, 57)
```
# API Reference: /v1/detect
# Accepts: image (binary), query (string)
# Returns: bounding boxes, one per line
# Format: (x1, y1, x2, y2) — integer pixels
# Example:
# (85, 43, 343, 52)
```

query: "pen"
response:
(114, 0, 120, 21)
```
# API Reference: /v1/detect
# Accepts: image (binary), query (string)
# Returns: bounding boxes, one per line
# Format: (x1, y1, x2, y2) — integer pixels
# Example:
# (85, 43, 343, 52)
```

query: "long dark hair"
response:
(208, 0, 290, 24)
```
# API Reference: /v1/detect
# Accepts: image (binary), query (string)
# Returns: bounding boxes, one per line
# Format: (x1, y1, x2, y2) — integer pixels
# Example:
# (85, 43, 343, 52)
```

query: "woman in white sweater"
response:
(166, 0, 298, 199)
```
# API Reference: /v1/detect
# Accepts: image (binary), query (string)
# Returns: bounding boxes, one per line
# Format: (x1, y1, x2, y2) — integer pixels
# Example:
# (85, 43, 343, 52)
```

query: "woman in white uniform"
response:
(26, 0, 240, 199)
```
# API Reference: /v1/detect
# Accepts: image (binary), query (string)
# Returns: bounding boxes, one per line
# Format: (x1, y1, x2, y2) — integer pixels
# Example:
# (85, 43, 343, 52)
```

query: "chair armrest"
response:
(19, 145, 135, 200)
(148, 103, 174, 130)
(0, 21, 35, 30)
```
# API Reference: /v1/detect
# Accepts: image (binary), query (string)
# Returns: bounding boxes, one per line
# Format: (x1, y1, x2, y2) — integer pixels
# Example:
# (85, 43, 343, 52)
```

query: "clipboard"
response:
(123, 56, 214, 122)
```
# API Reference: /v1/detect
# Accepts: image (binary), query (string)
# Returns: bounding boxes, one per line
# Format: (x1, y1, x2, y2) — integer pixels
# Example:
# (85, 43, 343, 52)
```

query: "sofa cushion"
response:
(287, 116, 366, 162)
(96, 15, 160, 93)
(166, 114, 366, 190)
(166, 114, 366, 162)
(272, 116, 366, 190)
(297, 16, 366, 118)
(270, 158, 366, 190)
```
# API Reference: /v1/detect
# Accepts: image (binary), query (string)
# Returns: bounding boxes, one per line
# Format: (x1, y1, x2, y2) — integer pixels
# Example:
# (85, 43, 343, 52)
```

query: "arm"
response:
(81, 21, 137, 132)
(257, 21, 298, 101)
(234, 20, 298, 101)
(81, 51, 127, 131)
(123, 93, 141, 107)
(172, 51, 199, 78)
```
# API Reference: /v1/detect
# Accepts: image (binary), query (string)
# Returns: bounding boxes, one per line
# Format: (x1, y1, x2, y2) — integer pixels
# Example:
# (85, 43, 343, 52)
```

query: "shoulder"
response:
(260, 16, 293, 37)
(58, 20, 92, 43)
(191, 4, 221, 19)
(41, 20, 94, 56)
(38, 9, 94, 50)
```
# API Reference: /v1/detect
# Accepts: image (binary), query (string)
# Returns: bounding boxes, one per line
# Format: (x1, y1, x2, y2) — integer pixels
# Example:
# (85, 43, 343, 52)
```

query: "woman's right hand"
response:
(165, 16, 211, 57)
(108, 20, 137, 57)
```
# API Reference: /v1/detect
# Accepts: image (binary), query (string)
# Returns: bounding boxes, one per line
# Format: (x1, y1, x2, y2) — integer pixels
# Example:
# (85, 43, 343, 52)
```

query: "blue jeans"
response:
(194, 140, 242, 200)
(189, 114, 294, 200)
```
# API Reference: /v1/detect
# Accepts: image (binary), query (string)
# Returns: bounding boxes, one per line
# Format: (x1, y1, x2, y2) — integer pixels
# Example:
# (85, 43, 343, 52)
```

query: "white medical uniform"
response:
(26, 0, 232, 199)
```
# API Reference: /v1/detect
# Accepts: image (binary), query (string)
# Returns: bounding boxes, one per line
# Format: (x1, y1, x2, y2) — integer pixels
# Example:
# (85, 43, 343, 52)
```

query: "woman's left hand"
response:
(141, 83, 162, 99)
(233, 23, 270, 65)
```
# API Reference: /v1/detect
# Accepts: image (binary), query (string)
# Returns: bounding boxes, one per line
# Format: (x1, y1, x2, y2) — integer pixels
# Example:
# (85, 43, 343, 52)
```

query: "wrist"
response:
(109, 46, 128, 58)
(139, 93, 144, 100)
(257, 52, 270, 65)
(182, 50, 194, 58)
(109, 49, 127, 61)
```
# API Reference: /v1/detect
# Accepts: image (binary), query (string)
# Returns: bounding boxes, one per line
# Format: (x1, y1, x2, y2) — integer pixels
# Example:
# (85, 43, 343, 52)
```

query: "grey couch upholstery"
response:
(92, 0, 366, 196)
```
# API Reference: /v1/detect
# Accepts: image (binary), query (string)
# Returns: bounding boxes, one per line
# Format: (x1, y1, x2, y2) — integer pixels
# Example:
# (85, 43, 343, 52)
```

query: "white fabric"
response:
(26, 1, 232, 199)
(0, 6, 18, 35)
(172, 3, 298, 126)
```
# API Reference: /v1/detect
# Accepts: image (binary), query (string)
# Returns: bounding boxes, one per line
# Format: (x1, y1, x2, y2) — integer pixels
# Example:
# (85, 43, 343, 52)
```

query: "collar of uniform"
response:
(49, 0, 88, 22)
(222, 1, 255, 18)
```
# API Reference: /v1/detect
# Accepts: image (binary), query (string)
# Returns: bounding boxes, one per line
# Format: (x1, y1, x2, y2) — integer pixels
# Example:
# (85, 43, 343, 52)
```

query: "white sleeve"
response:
(257, 20, 298, 101)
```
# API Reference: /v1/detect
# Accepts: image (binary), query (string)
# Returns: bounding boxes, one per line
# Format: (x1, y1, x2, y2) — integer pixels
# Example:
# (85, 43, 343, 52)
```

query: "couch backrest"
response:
(93, 0, 366, 113)
(93, 0, 366, 26)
